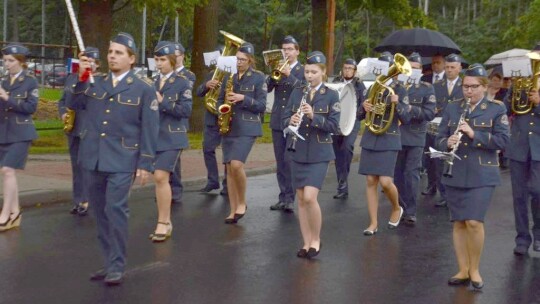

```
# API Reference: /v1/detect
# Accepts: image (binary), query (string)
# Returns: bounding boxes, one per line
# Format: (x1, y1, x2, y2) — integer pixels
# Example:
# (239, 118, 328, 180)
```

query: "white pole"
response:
(175, 13, 179, 43)
(41, 0, 45, 85)
(142, 5, 146, 66)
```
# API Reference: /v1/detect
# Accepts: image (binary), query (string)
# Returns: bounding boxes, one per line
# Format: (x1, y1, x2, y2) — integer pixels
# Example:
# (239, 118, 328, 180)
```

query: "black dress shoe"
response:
(435, 199, 447, 207)
(270, 201, 286, 211)
(234, 206, 247, 222)
(90, 269, 107, 281)
(104, 272, 124, 286)
(513, 245, 529, 256)
(224, 218, 237, 224)
(69, 206, 79, 215)
(333, 192, 348, 199)
(306, 243, 322, 259)
(283, 202, 294, 213)
(533, 241, 540, 252)
(77, 202, 89, 216)
(471, 280, 484, 290)
(422, 186, 436, 195)
(403, 215, 417, 224)
(199, 185, 219, 193)
(296, 248, 308, 258)
(447, 277, 470, 286)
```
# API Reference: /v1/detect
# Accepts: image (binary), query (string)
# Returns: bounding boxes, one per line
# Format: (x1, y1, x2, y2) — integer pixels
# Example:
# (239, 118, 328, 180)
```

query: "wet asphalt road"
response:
(0, 165, 539, 304)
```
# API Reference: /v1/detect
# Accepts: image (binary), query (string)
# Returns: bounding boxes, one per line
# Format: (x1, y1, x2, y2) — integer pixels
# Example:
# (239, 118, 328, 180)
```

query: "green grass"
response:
(39, 88, 63, 101)
(29, 113, 275, 154)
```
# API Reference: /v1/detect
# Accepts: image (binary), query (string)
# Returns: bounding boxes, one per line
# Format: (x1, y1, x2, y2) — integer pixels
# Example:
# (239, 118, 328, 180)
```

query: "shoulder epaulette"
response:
(490, 99, 504, 105)
(450, 98, 464, 104)
(252, 69, 265, 75)
(421, 81, 432, 87)
(135, 74, 154, 87)
(92, 72, 106, 77)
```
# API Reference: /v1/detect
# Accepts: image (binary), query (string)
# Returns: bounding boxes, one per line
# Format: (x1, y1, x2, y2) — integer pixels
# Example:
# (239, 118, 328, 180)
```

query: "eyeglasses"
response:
(463, 84, 482, 90)
(343, 67, 355, 70)
(282, 47, 296, 52)
(236, 58, 248, 62)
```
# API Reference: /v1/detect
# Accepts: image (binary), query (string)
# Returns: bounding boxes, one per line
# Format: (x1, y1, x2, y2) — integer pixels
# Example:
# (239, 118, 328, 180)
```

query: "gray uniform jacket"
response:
(400, 82, 436, 147)
(68, 71, 159, 173)
(217, 67, 267, 137)
(358, 80, 409, 151)
(282, 84, 340, 163)
(196, 70, 219, 127)
(433, 78, 464, 116)
(58, 73, 86, 137)
(268, 63, 305, 130)
(155, 74, 192, 151)
(0, 70, 38, 143)
(436, 98, 510, 188)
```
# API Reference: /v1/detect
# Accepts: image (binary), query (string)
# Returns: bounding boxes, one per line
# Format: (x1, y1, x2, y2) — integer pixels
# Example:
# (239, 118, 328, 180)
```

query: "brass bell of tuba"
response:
(364, 53, 411, 135)
(203, 31, 245, 115)
(510, 52, 540, 115)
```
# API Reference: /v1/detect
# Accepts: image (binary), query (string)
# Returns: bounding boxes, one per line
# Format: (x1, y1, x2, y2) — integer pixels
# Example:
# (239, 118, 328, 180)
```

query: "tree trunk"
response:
(78, 0, 114, 71)
(190, 0, 219, 133)
(326, 0, 335, 75)
(311, 0, 327, 52)
(11, 0, 18, 41)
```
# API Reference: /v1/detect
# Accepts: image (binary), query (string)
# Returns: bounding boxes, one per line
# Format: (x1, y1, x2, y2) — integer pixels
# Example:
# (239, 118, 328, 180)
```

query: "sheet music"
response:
(217, 56, 238, 74)
(366, 59, 390, 76)
(502, 58, 532, 78)
(425, 147, 461, 161)
(204, 51, 221, 67)
(398, 68, 423, 85)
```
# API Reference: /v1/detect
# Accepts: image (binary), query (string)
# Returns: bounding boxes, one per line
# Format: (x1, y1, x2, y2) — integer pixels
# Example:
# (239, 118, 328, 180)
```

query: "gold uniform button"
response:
(464, 143, 468, 146)
(105, 109, 110, 113)
(109, 98, 114, 101)
(103, 121, 108, 125)
(305, 124, 309, 127)
(135, 144, 139, 147)
(93, 93, 96, 96)
(465, 118, 470, 122)
(481, 122, 485, 125)
(127, 99, 131, 103)
(477, 143, 481, 147)
(530, 122, 534, 126)
(282, 105, 285, 108)
(282, 98, 286, 101)
(529, 132, 533, 135)
(488, 161, 492, 164)
(100, 133, 106, 137)
(464, 155, 468, 158)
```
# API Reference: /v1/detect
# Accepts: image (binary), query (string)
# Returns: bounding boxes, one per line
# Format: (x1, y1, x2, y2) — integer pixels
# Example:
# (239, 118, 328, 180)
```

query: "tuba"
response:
(364, 53, 411, 135)
(510, 52, 540, 115)
(203, 31, 245, 115)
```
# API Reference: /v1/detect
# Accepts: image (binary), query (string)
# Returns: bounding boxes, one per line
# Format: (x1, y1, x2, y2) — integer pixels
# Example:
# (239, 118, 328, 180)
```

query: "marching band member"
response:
(268, 35, 304, 213)
(68, 32, 159, 285)
(58, 47, 100, 216)
(394, 53, 436, 224)
(426, 53, 464, 208)
(150, 41, 192, 242)
(0, 44, 38, 232)
(169, 42, 196, 204)
(218, 42, 267, 224)
(331, 58, 365, 199)
(436, 64, 509, 290)
(505, 63, 540, 256)
(197, 46, 228, 195)
(283, 51, 340, 258)
(358, 51, 408, 236)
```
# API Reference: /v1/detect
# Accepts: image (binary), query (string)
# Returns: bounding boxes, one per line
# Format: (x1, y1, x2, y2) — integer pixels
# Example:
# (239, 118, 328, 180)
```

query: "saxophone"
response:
(218, 73, 234, 135)
(63, 108, 76, 133)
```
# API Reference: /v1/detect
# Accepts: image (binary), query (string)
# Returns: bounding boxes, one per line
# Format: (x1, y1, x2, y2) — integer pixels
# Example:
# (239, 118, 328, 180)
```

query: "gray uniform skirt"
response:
(154, 149, 182, 172)
(358, 148, 398, 177)
(445, 186, 495, 222)
(291, 161, 329, 190)
(222, 136, 256, 164)
(0, 141, 31, 169)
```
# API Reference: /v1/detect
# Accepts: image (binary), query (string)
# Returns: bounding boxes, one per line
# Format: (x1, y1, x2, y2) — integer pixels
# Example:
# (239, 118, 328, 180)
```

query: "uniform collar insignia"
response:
(320, 87, 326, 94)
(126, 77, 133, 84)
(247, 71, 252, 77)
(480, 101, 487, 110)
(169, 77, 175, 83)
(18, 76, 24, 82)
(296, 66, 300, 70)
(104, 74, 110, 81)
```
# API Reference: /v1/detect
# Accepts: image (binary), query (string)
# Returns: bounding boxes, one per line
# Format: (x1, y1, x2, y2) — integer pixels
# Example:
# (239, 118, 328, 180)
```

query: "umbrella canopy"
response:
(374, 28, 461, 57)
(484, 48, 530, 66)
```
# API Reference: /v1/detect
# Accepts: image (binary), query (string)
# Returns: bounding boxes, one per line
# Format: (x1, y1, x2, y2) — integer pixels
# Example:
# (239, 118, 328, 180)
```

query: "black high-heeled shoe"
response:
(224, 217, 237, 224)
(234, 205, 247, 222)
(296, 248, 308, 258)
(447, 277, 470, 286)
(471, 280, 484, 290)
(306, 242, 322, 259)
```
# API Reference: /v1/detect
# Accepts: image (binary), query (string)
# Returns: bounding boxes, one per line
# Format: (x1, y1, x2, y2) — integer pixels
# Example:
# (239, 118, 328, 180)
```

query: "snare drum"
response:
(427, 117, 442, 135)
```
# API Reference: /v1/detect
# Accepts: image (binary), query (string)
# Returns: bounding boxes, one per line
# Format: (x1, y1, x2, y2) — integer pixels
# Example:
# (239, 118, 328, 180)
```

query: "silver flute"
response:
(443, 97, 471, 178)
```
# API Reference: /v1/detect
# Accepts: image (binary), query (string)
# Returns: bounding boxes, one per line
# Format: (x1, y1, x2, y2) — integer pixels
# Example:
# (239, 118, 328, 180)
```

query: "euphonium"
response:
(218, 74, 234, 135)
(510, 52, 540, 115)
(204, 31, 245, 115)
(364, 53, 411, 135)
(63, 108, 76, 133)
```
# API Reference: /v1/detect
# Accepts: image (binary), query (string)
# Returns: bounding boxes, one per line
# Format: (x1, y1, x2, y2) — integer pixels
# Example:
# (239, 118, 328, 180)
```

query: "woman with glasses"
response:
(218, 42, 267, 224)
(436, 64, 509, 290)
(0, 44, 38, 232)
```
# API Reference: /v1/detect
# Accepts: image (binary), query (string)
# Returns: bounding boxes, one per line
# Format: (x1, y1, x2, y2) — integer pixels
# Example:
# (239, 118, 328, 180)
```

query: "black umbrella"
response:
(374, 28, 461, 57)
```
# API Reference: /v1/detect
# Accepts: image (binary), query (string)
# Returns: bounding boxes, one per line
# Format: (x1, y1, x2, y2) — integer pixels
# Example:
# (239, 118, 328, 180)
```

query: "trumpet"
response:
(271, 59, 289, 82)
(443, 98, 471, 178)
(285, 87, 309, 152)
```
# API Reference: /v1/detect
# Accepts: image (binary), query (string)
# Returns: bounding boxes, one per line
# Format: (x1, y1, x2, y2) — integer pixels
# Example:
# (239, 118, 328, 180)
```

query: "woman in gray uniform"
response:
(218, 43, 267, 224)
(0, 44, 38, 232)
(283, 51, 340, 258)
(436, 64, 509, 290)
(150, 41, 192, 242)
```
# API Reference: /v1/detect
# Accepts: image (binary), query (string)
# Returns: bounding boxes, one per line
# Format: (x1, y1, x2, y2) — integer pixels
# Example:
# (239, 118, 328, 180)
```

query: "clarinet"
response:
(287, 87, 310, 152)
(443, 98, 471, 178)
